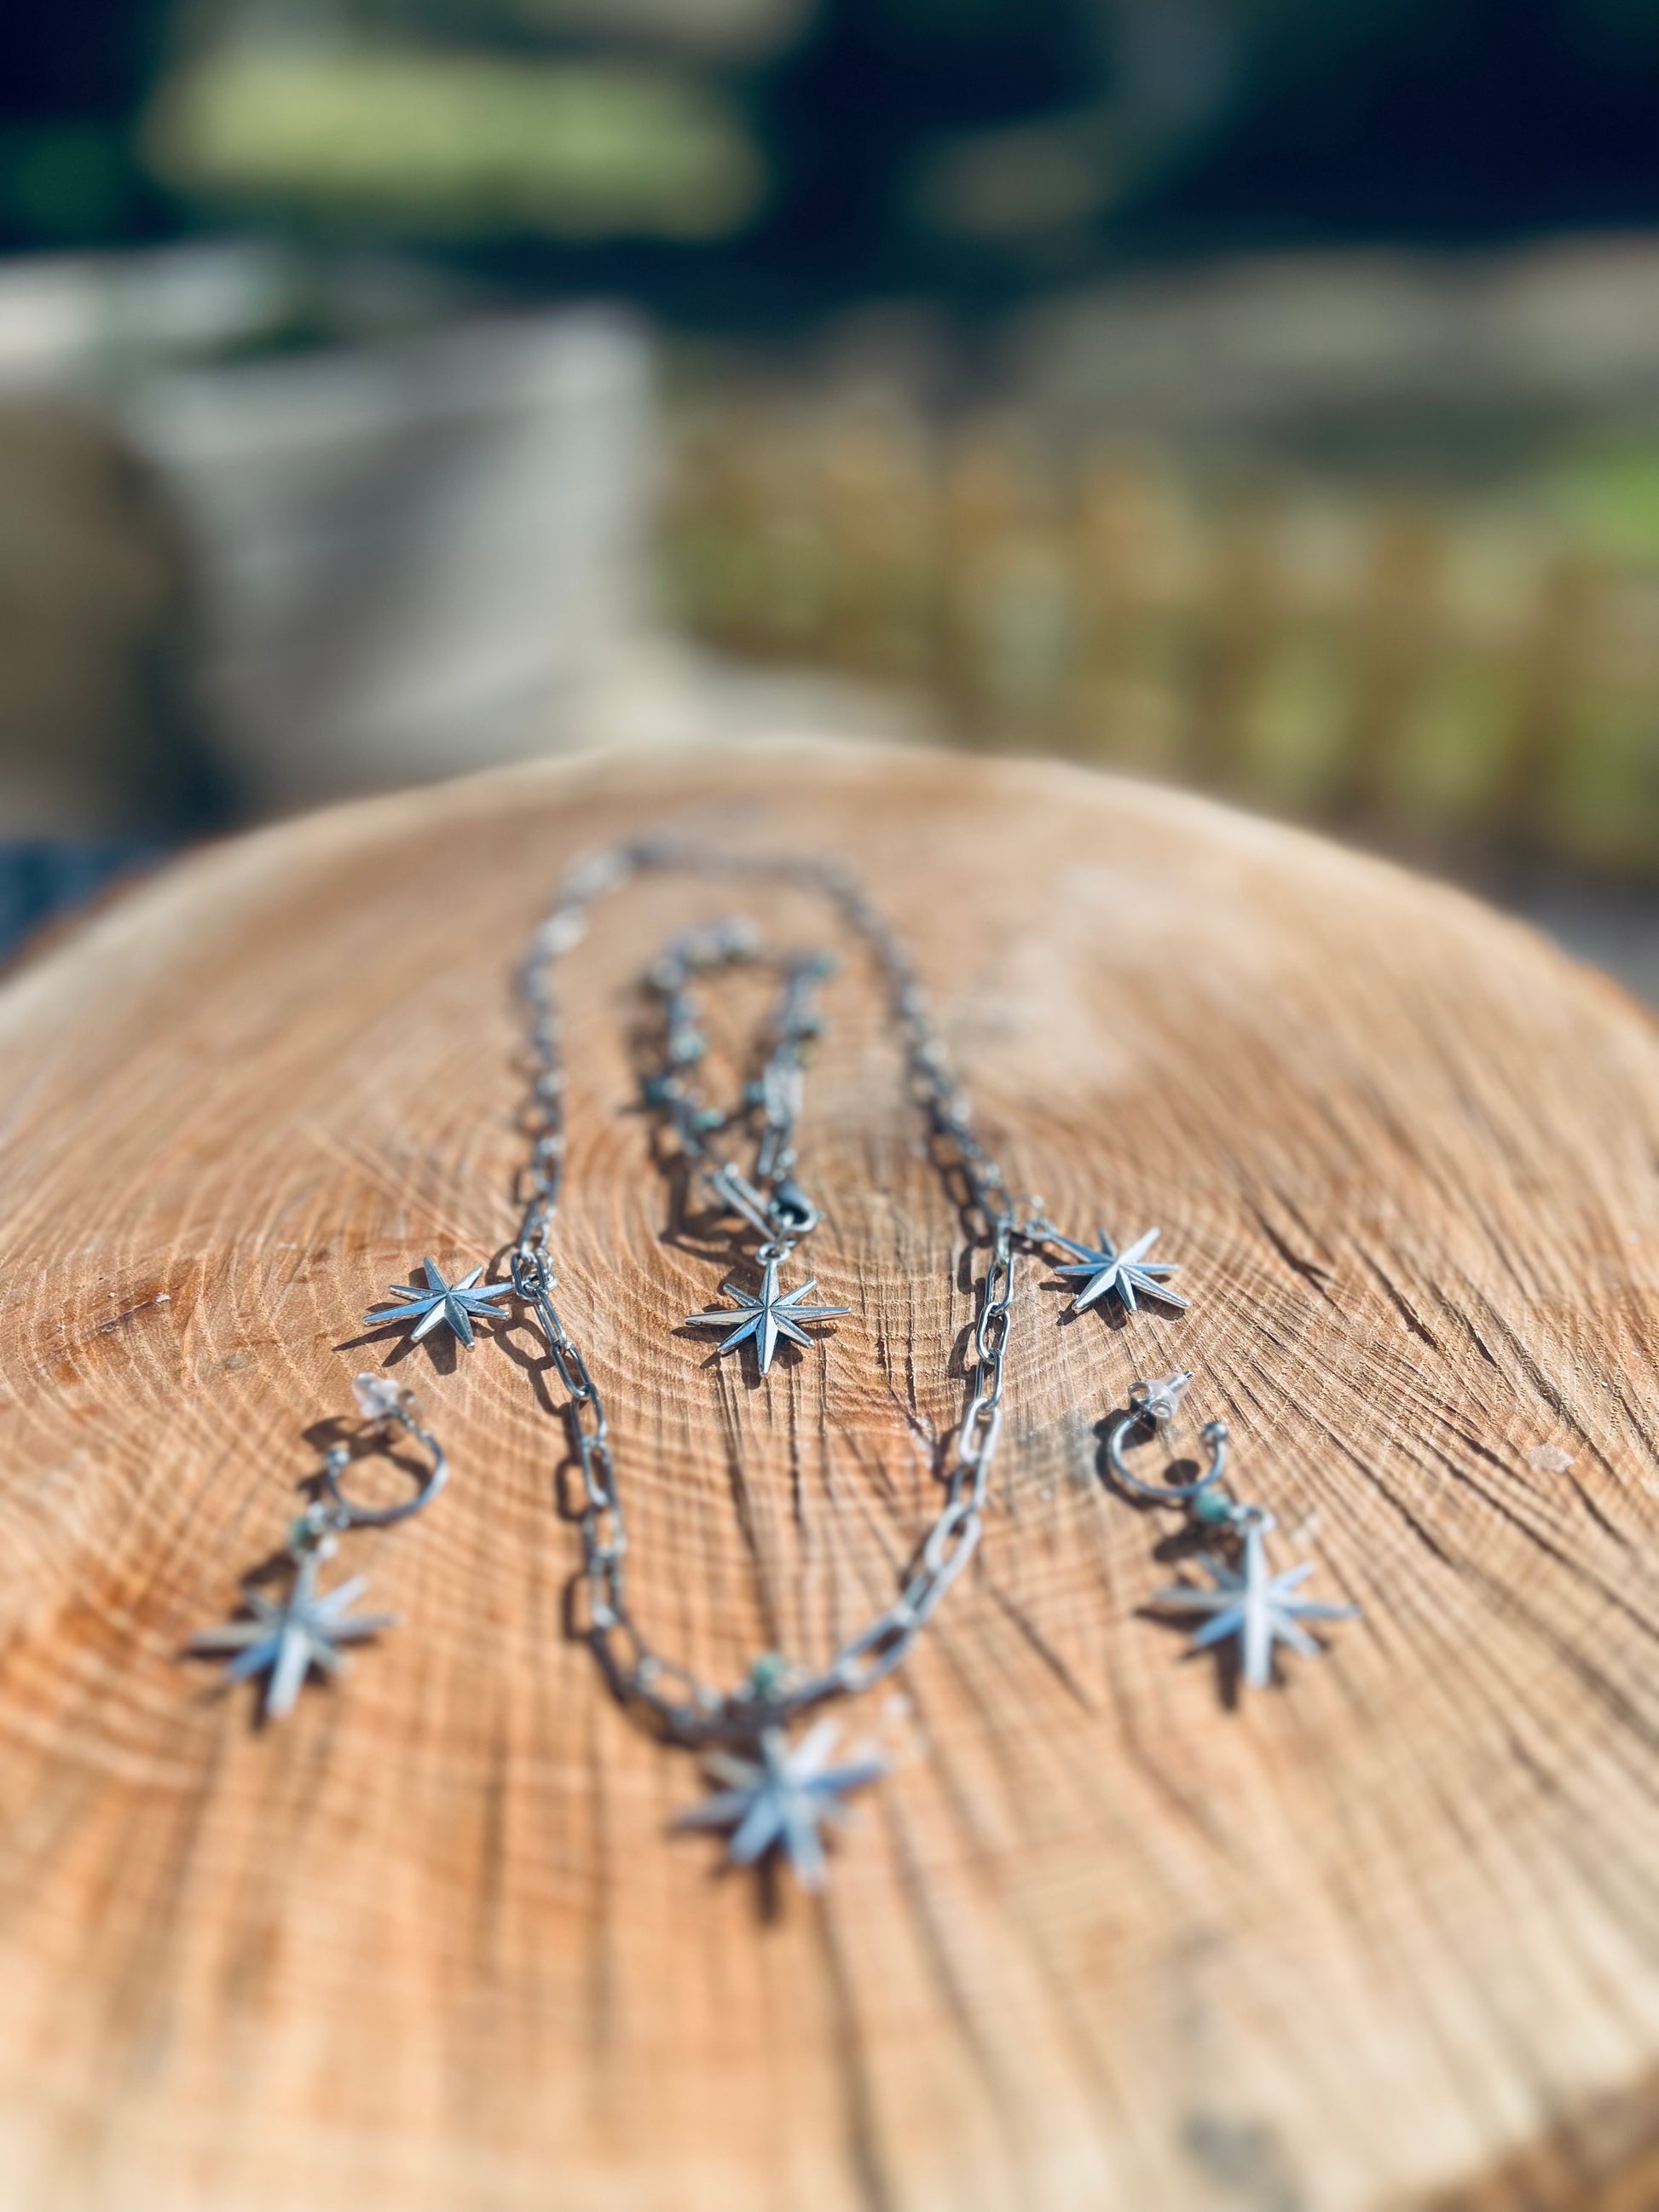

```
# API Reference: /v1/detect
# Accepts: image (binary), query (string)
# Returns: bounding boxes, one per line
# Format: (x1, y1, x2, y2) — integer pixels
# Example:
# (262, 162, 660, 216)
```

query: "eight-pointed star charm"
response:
(1049, 1225, 1187, 1314)
(187, 1551, 399, 1721)
(1151, 1517, 1359, 1690)
(675, 1720, 887, 1890)
(365, 1256, 514, 1349)
(683, 1256, 848, 1376)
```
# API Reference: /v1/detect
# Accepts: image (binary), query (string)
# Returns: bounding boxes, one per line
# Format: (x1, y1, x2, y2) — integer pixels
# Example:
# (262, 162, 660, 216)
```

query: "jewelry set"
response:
(187, 838, 1359, 1889)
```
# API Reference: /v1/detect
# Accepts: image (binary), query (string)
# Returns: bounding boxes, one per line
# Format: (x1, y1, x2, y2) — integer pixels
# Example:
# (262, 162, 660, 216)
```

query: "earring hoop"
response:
(1106, 1399, 1229, 1505)
(1107, 1378, 1361, 1691)
(185, 1373, 446, 1721)
(320, 1401, 448, 1528)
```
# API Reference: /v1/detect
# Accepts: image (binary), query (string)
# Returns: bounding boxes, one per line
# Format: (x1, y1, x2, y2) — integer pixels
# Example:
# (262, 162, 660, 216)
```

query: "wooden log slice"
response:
(3, 739, 1659, 2212)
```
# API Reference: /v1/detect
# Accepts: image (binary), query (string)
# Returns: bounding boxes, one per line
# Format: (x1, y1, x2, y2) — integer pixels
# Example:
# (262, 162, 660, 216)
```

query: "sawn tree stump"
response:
(3, 739, 1659, 2212)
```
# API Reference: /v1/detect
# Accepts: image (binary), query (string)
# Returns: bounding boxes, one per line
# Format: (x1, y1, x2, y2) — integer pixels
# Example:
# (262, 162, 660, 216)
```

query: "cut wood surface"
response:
(4, 738, 1659, 2212)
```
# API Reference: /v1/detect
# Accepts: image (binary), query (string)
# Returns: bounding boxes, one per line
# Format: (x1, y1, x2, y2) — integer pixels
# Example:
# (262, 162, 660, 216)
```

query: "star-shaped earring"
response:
(1048, 1225, 1187, 1314)
(1151, 1512, 1358, 1690)
(187, 1544, 398, 1721)
(365, 1256, 514, 1349)
(675, 1719, 887, 1890)
(683, 1256, 848, 1376)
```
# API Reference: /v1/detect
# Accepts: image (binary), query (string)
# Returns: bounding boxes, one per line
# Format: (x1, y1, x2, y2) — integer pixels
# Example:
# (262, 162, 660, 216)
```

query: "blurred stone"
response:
(0, 246, 921, 836)
(0, 244, 304, 397)
(124, 306, 922, 815)
(129, 313, 659, 812)
(0, 396, 223, 835)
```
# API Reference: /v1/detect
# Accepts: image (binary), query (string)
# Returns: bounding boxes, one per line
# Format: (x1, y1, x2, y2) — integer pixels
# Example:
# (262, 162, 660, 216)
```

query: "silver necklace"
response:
(351, 835, 1354, 1880)
(500, 837, 1031, 1887)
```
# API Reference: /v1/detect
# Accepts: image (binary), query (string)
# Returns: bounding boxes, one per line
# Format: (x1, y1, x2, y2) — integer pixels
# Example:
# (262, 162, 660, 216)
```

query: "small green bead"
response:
(1191, 1487, 1234, 1526)
(748, 1651, 789, 1701)
(642, 1075, 675, 1106)
(289, 1505, 333, 1551)
(694, 1106, 725, 1133)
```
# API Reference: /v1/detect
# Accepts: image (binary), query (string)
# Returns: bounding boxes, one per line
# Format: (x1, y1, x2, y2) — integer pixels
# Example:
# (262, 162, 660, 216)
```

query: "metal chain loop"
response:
(515, 838, 1032, 1747)
(638, 920, 833, 1254)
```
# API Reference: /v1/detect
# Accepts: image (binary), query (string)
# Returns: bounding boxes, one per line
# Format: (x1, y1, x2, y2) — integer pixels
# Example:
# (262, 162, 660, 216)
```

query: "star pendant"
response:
(187, 1549, 398, 1721)
(1151, 1519, 1359, 1691)
(684, 1257, 848, 1376)
(365, 1256, 514, 1349)
(675, 1720, 887, 1891)
(1049, 1225, 1187, 1314)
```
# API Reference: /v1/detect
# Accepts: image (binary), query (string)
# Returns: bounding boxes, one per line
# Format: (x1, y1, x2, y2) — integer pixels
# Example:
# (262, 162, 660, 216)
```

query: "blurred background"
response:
(3, 0, 1658, 977)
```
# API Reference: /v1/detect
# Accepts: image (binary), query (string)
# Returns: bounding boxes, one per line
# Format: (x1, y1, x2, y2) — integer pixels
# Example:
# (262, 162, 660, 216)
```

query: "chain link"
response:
(639, 918, 833, 1252)
(515, 837, 1035, 1746)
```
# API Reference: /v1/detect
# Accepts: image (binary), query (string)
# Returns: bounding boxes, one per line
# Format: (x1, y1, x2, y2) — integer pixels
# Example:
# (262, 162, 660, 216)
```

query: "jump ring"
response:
(321, 1415, 448, 1528)
(1106, 1406, 1228, 1504)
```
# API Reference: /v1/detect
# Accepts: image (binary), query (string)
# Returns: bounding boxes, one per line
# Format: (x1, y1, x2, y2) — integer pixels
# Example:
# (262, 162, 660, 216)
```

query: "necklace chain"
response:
(509, 836, 1039, 1746)
(640, 918, 835, 1254)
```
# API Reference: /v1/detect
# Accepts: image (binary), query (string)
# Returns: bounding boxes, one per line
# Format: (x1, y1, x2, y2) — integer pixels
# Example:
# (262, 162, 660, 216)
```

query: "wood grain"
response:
(3, 738, 1659, 2212)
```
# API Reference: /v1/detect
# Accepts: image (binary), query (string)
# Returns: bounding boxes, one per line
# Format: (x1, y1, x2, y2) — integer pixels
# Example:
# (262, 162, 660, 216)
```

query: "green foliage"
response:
(143, 47, 766, 241)
(1552, 440, 1659, 569)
